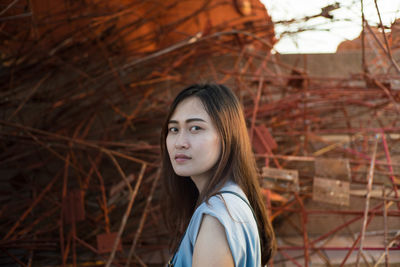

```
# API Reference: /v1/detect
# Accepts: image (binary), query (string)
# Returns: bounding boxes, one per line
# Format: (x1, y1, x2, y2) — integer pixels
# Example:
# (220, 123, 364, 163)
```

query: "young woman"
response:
(161, 84, 275, 266)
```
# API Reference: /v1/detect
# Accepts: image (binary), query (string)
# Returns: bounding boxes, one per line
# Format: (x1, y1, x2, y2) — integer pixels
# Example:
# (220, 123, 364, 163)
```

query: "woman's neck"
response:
(190, 175, 209, 194)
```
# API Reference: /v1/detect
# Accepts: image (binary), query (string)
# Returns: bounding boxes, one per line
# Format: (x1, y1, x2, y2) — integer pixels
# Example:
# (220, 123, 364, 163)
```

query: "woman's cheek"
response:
(166, 135, 174, 155)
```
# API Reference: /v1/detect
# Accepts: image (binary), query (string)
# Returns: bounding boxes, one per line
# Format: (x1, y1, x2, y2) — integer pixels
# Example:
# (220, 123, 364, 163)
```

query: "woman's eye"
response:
(190, 126, 202, 132)
(168, 127, 178, 133)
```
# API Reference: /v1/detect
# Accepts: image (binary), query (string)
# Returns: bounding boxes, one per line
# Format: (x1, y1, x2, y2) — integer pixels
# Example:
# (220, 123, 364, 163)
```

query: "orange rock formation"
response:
(1, 0, 275, 57)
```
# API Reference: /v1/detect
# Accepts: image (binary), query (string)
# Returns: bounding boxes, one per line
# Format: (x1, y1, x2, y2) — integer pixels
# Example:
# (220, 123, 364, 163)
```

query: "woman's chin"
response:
(173, 169, 192, 177)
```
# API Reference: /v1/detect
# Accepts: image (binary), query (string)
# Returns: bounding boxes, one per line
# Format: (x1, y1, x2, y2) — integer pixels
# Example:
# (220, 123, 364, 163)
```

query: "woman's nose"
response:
(175, 132, 189, 149)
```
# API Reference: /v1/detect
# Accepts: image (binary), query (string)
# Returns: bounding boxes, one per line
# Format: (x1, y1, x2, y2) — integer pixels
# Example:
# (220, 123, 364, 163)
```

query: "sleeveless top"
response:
(169, 180, 261, 267)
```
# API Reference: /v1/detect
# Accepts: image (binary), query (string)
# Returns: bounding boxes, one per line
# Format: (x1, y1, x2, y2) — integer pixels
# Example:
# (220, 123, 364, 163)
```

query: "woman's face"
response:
(166, 97, 221, 183)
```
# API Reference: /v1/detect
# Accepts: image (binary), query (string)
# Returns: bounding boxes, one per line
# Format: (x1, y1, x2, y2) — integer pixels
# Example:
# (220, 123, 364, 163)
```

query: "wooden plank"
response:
(262, 167, 298, 182)
(315, 158, 351, 181)
(313, 177, 350, 206)
(262, 167, 299, 192)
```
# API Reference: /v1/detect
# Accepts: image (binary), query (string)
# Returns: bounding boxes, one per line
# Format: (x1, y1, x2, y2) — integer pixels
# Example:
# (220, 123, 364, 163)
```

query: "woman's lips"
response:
(175, 154, 191, 163)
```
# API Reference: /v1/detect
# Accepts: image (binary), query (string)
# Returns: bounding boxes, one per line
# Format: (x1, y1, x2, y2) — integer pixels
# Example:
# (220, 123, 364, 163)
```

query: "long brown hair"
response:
(161, 83, 275, 264)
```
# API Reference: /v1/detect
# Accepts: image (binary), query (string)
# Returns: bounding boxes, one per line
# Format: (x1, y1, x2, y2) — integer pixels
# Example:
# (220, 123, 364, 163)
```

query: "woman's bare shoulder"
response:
(192, 214, 234, 267)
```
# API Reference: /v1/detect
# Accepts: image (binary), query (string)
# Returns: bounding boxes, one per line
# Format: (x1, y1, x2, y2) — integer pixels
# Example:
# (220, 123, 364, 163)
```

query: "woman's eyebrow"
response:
(186, 118, 206, 123)
(168, 118, 206, 124)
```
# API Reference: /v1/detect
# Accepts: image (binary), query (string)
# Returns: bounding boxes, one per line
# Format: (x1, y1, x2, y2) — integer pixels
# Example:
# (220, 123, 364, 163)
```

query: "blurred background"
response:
(264, 0, 400, 53)
(1, 0, 400, 266)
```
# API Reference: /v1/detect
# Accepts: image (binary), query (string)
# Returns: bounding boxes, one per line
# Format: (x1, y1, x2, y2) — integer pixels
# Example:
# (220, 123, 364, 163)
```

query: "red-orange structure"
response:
(1, 1, 399, 266)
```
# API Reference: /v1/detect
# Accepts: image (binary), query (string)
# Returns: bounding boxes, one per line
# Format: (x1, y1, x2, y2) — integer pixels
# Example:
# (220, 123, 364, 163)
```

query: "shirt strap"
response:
(218, 190, 258, 223)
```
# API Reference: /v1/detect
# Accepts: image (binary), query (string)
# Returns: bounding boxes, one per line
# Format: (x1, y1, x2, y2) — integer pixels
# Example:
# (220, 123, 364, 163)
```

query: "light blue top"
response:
(170, 180, 261, 267)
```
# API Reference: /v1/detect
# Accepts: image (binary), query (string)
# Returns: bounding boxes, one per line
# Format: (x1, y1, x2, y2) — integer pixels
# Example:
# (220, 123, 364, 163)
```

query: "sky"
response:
(261, 0, 400, 53)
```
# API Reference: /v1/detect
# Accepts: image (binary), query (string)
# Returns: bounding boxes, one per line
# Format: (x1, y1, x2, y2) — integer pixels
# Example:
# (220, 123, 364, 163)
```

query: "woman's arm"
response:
(192, 214, 235, 267)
